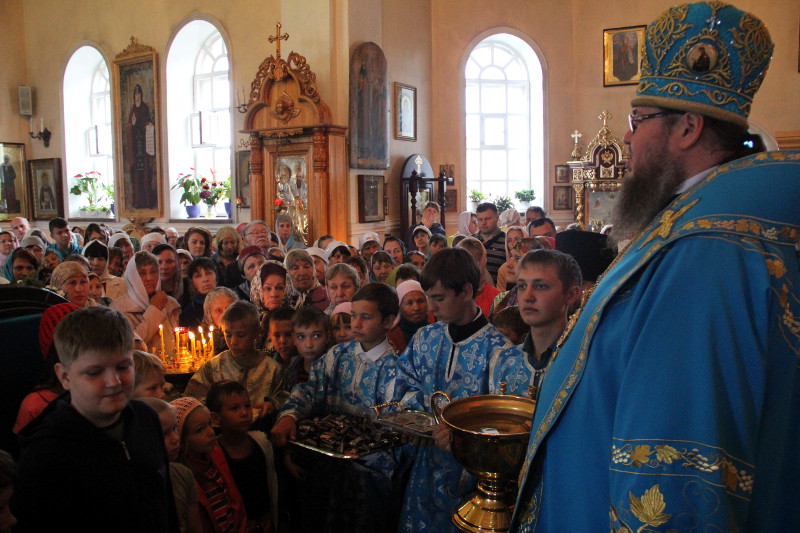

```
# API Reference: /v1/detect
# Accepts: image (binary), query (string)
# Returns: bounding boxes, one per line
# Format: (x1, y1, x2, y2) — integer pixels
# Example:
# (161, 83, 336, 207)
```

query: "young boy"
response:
(207, 381, 279, 533)
(185, 301, 285, 430)
(370, 250, 394, 284)
(47, 216, 82, 261)
(489, 249, 582, 397)
(13, 306, 177, 532)
(270, 283, 401, 532)
(132, 350, 167, 399)
(285, 306, 330, 393)
(390, 248, 511, 532)
(265, 306, 297, 365)
(491, 306, 528, 345)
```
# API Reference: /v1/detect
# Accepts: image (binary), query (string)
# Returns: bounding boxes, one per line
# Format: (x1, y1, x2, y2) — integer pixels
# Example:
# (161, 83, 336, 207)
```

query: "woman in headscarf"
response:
(201, 286, 238, 356)
(3, 247, 38, 283)
(151, 243, 185, 306)
(284, 249, 328, 311)
(274, 212, 305, 252)
(49, 261, 94, 308)
(111, 250, 181, 353)
(82, 239, 126, 300)
(386, 280, 433, 354)
(448, 210, 478, 245)
(498, 208, 521, 231)
(250, 261, 290, 351)
(235, 246, 267, 300)
(496, 225, 526, 292)
(212, 225, 242, 288)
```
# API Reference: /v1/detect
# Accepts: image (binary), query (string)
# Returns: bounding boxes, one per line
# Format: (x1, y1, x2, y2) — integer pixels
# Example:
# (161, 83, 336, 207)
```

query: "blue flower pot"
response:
(185, 204, 201, 218)
(224, 201, 231, 218)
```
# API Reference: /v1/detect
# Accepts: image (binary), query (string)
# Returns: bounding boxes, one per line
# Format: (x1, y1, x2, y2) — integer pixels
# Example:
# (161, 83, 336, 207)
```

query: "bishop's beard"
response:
(609, 158, 685, 248)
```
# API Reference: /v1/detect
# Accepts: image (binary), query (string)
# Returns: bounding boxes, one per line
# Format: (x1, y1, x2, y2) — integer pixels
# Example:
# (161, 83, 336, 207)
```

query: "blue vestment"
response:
(392, 321, 511, 532)
(510, 151, 800, 531)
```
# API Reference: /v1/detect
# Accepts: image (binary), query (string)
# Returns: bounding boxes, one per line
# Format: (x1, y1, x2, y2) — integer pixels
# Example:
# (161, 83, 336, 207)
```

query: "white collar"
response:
(355, 337, 391, 362)
(675, 166, 717, 195)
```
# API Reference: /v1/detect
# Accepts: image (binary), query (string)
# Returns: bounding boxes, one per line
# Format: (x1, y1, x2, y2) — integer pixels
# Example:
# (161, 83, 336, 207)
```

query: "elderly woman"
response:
(212, 225, 242, 288)
(139, 232, 166, 253)
(108, 232, 135, 269)
(285, 249, 328, 311)
(201, 286, 238, 356)
(387, 280, 432, 353)
(250, 261, 290, 351)
(184, 226, 212, 259)
(82, 239, 126, 300)
(324, 262, 361, 315)
(111, 250, 181, 353)
(275, 212, 305, 252)
(235, 246, 267, 300)
(50, 261, 94, 308)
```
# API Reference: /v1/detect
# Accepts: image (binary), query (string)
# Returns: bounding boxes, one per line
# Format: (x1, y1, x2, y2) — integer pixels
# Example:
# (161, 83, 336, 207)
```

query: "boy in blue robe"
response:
(391, 247, 511, 532)
(271, 282, 403, 532)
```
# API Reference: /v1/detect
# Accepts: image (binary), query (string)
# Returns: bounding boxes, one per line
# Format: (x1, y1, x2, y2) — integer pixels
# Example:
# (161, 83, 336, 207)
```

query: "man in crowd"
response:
(47, 217, 82, 261)
(527, 217, 556, 239)
(471, 202, 505, 284)
(242, 220, 272, 253)
(10, 217, 30, 242)
(510, 3, 799, 531)
(523, 206, 545, 227)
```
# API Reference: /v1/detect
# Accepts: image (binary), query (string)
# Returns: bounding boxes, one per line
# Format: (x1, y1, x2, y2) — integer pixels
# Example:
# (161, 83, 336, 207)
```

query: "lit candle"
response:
(159, 324, 165, 361)
(208, 326, 215, 355)
(189, 332, 196, 361)
(201, 337, 207, 360)
(198, 326, 204, 344)
(174, 328, 180, 351)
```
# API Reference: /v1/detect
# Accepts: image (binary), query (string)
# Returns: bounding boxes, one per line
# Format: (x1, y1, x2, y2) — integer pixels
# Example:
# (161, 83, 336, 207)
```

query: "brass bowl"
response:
(432, 392, 535, 533)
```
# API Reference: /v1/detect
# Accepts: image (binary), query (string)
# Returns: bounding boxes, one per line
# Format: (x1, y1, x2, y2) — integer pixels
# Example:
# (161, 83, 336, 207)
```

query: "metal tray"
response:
(288, 413, 403, 460)
(376, 408, 436, 439)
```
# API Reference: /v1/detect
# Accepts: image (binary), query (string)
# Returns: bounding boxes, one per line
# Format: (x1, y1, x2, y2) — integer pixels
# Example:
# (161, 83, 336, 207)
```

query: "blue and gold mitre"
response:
(632, 1, 773, 129)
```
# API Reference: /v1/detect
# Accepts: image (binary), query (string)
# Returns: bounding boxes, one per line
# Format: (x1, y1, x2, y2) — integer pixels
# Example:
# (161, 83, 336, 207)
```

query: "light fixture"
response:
(236, 86, 248, 114)
(29, 118, 51, 147)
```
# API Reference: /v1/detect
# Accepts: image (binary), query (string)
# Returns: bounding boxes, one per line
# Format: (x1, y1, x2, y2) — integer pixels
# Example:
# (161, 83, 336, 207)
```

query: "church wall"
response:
(0, 0, 30, 149)
(431, 0, 800, 231)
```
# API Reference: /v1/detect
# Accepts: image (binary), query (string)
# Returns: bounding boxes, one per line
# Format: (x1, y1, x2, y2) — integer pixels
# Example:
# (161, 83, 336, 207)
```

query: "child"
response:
(0, 450, 17, 533)
(270, 283, 401, 533)
(185, 301, 285, 431)
(370, 251, 394, 284)
(285, 306, 330, 393)
(491, 305, 528, 345)
(389, 248, 511, 532)
(496, 225, 526, 291)
(207, 381, 280, 533)
(132, 350, 167, 399)
(13, 306, 176, 531)
(139, 397, 203, 533)
(330, 302, 354, 345)
(428, 234, 447, 256)
(171, 396, 248, 533)
(266, 306, 297, 366)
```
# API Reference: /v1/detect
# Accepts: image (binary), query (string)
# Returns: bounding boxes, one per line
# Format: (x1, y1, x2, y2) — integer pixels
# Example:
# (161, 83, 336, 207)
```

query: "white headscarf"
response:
(458, 211, 474, 236)
(123, 254, 161, 311)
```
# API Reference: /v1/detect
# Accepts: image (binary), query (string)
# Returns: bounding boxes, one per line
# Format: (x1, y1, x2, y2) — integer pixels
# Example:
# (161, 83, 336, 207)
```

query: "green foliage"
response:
(494, 195, 515, 212)
(468, 189, 486, 203)
(172, 169, 230, 206)
(514, 189, 536, 202)
(171, 170, 202, 206)
(69, 171, 112, 213)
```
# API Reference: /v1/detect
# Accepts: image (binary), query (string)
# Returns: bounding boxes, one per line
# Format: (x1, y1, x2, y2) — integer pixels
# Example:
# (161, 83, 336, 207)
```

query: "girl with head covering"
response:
(448, 210, 478, 246)
(111, 250, 181, 353)
(284, 249, 329, 311)
(49, 261, 94, 308)
(82, 239, 127, 301)
(386, 280, 433, 354)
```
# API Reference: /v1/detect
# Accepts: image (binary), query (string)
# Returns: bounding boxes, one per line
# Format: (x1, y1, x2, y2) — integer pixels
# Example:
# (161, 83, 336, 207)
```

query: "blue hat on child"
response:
(632, 1, 773, 128)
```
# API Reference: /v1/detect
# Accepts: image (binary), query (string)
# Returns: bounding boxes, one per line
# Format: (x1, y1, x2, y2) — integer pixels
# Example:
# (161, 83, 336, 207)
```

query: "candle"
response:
(208, 326, 215, 355)
(201, 337, 207, 360)
(174, 328, 180, 352)
(198, 326, 204, 344)
(158, 324, 165, 361)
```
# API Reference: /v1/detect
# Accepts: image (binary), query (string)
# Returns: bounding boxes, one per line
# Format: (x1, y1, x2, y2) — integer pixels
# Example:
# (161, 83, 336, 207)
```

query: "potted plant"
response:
(494, 195, 515, 213)
(69, 171, 112, 218)
(468, 189, 486, 211)
(171, 169, 202, 218)
(514, 189, 536, 209)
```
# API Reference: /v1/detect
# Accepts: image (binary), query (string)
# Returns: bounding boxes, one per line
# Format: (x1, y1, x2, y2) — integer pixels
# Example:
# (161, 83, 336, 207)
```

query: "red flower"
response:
(274, 199, 283, 206)
(201, 177, 208, 183)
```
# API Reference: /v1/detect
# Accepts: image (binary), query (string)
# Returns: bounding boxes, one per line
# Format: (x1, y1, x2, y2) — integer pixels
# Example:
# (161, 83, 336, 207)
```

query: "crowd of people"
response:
(0, 200, 601, 533)
(2, 2, 797, 530)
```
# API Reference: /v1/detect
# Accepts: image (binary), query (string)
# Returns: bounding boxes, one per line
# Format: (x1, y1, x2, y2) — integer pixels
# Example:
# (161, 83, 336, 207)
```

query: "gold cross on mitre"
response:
(268, 22, 289, 60)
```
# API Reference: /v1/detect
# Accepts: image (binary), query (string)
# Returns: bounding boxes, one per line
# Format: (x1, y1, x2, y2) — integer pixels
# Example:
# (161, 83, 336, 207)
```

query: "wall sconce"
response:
(29, 118, 51, 148)
(235, 86, 248, 114)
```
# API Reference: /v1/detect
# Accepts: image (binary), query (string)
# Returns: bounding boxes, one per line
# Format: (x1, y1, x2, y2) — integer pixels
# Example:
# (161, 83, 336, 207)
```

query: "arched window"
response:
(167, 19, 232, 219)
(63, 45, 115, 219)
(465, 33, 544, 208)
